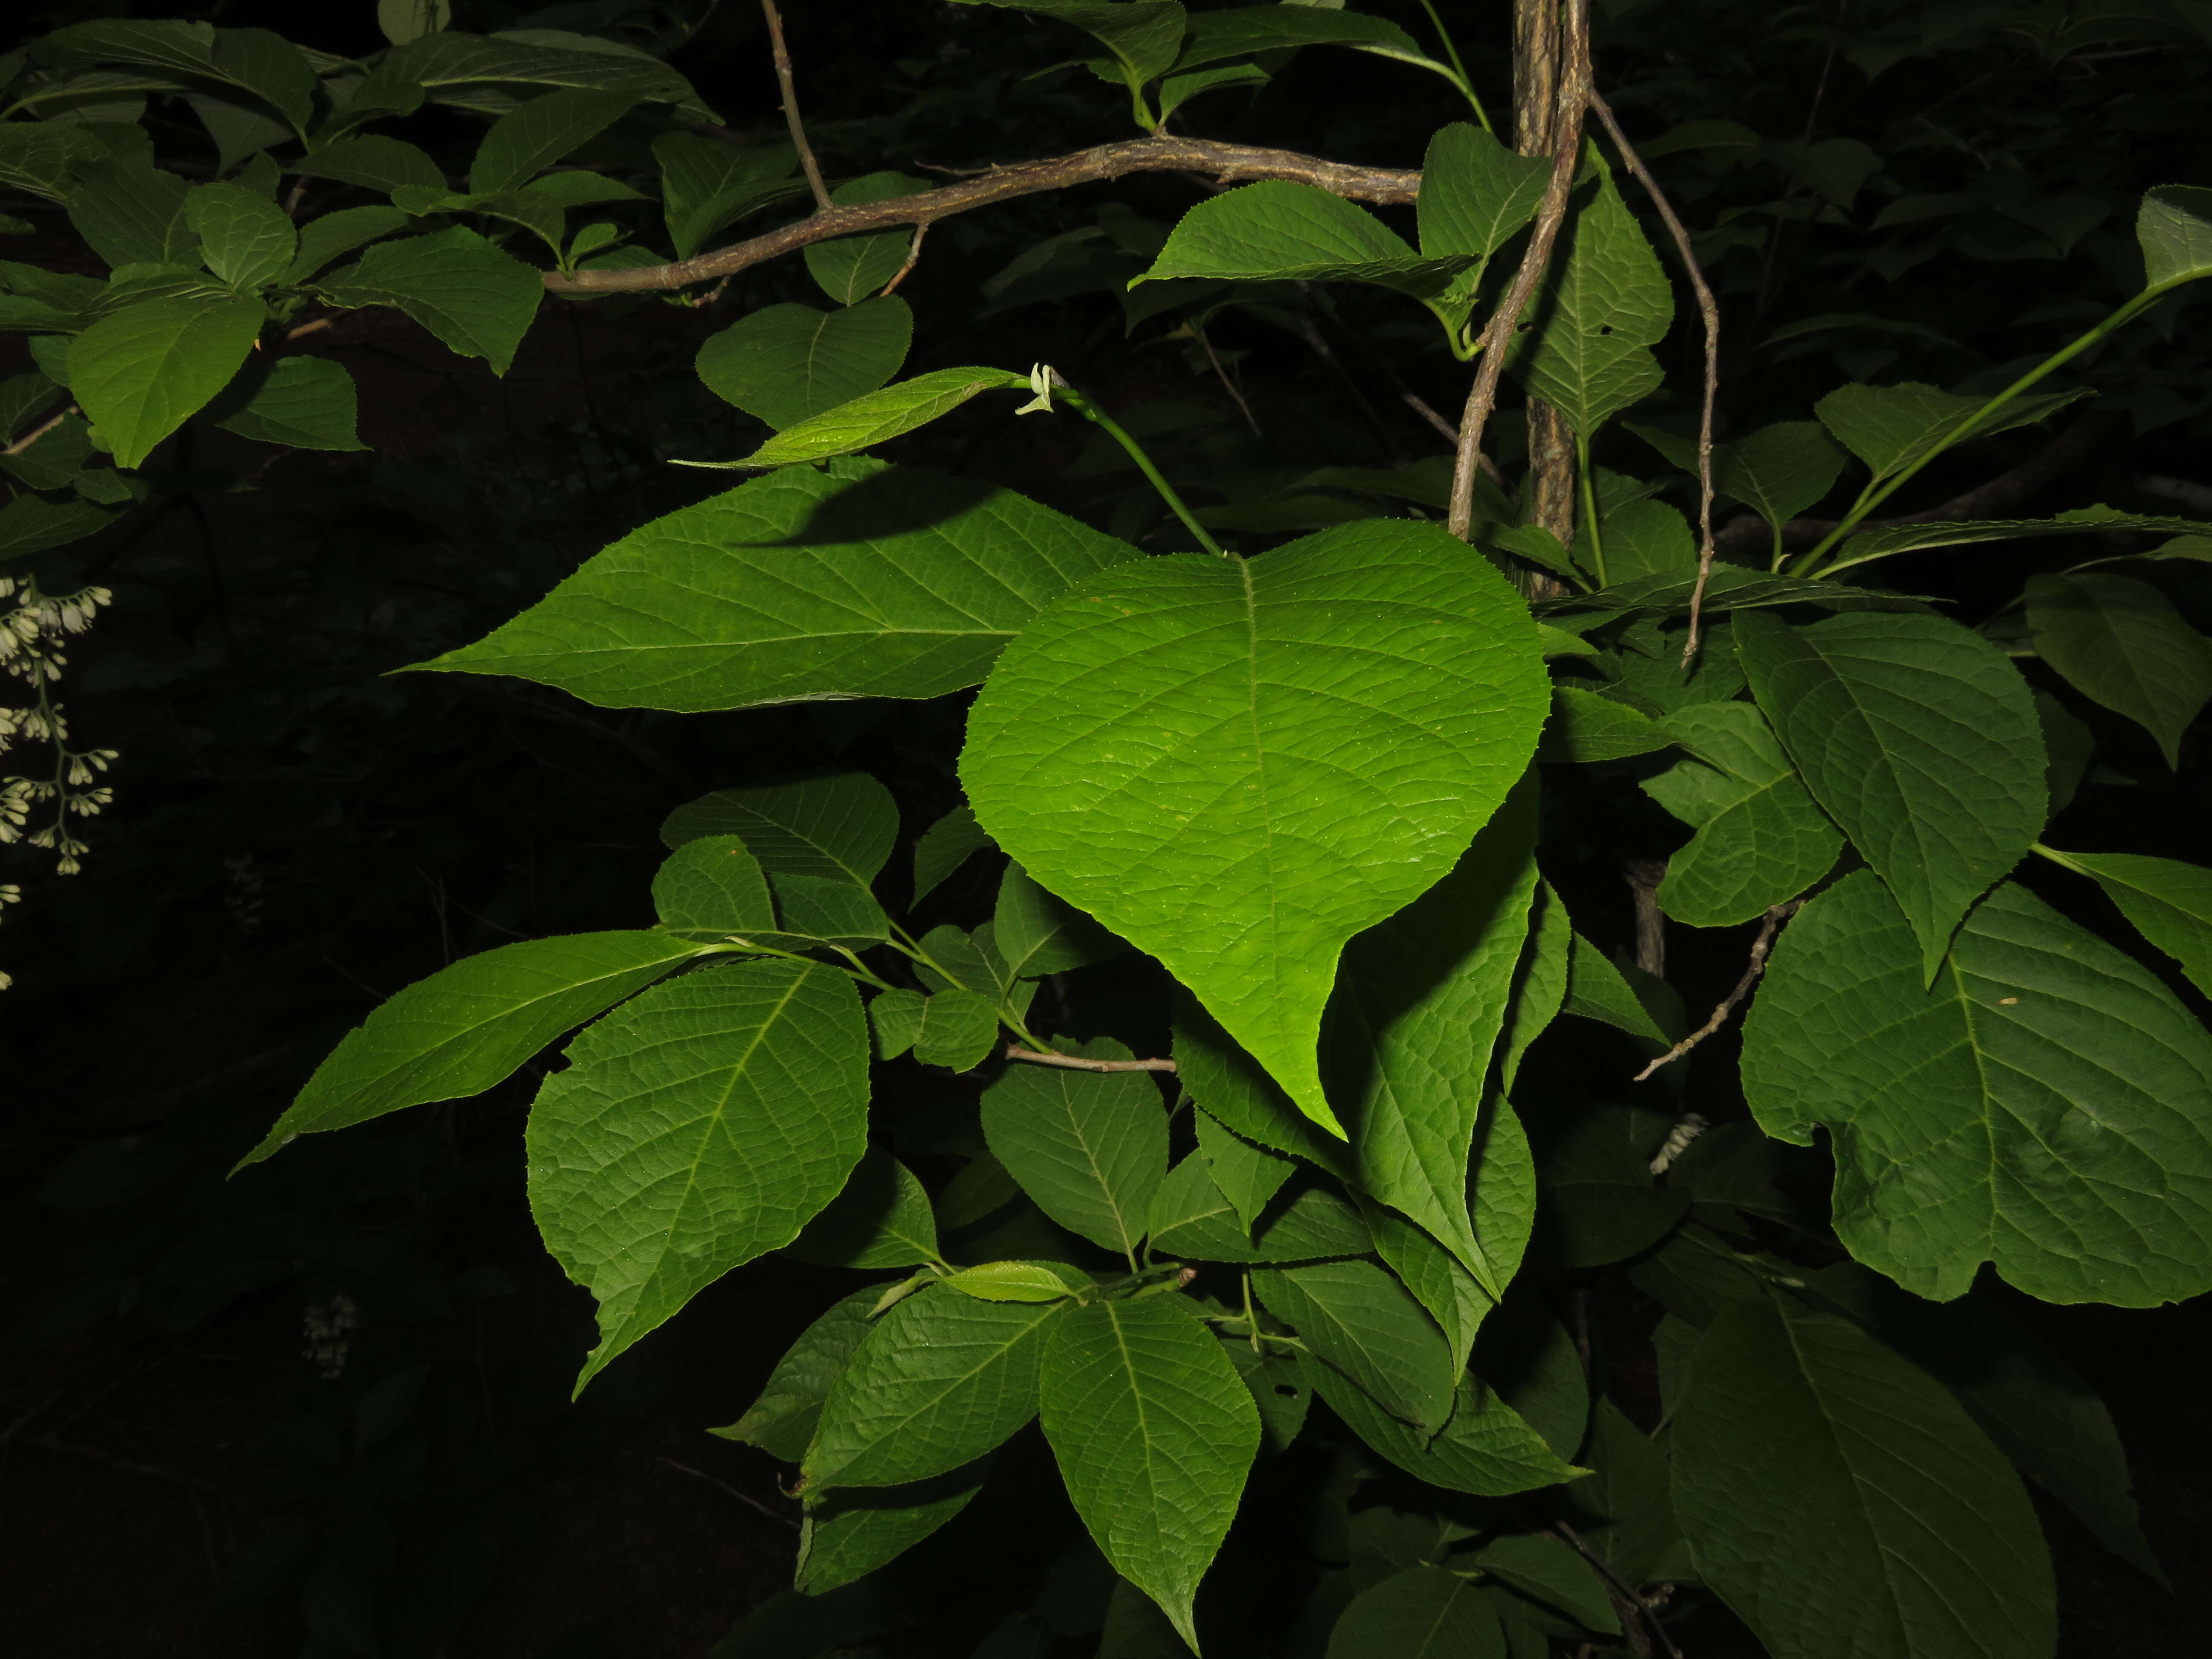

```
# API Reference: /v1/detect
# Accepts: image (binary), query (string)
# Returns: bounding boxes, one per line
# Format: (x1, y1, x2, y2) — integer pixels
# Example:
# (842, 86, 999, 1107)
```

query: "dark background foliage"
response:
(1, 1, 2206, 1654)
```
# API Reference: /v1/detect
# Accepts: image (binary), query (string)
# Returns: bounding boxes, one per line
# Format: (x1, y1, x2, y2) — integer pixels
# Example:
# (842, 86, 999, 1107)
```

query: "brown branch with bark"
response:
(1633, 899, 1801, 1082)
(1004, 1045, 1177, 1075)
(541, 138, 1419, 296)
(760, 0, 831, 212)
(1447, 0, 1594, 539)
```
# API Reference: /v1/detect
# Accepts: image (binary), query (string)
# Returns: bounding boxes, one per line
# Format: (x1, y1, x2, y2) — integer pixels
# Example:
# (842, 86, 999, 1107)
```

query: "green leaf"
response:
(1672, 1293, 2055, 1659)
(239, 930, 707, 1167)
(1362, 1205, 1493, 1375)
(1825, 509, 2212, 575)
(1465, 1535, 1618, 1635)
(913, 805, 994, 905)
(1136, 181, 1481, 335)
(909, 989, 1004, 1070)
(381, 28, 713, 123)
(1633, 419, 1846, 534)
(1196, 1109, 1292, 1231)
(652, 833, 777, 937)
(940, 1260, 1086, 1302)
(713, 1287, 879, 1461)
(805, 1289, 1061, 1488)
(1169, 4, 1438, 76)
(65, 154, 193, 271)
(184, 181, 294, 290)
(2037, 847, 2212, 998)
(982, 1045, 1166, 1260)
(653, 132, 803, 261)
(1147, 1157, 1371, 1264)
(318, 226, 543, 375)
(1477, 1286, 1590, 1461)
(285, 205, 413, 284)
(527, 958, 870, 1390)
(1736, 609, 2045, 979)
(954, 1, 1189, 122)
(796, 1461, 992, 1594)
(1326, 1566, 1509, 1659)
(1575, 1401, 1690, 1589)
(67, 294, 262, 469)
(0, 122, 105, 205)
(963, 519, 1548, 1133)
(1813, 381, 2087, 483)
(1562, 933, 1671, 1047)
(435, 463, 1134, 713)
(1499, 883, 1571, 1092)
(0, 491, 121, 559)
(1254, 1260, 1455, 1433)
(294, 134, 448, 196)
(1586, 498, 1697, 587)
(469, 86, 639, 196)
(378, 0, 451, 47)
(1639, 701, 1842, 927)
(1507, 176, 1673, 436)
(2137, 183, 2212, 291)
(1418, 122, 1549, 260)
(1805, 1265, 2163, 1584)
(995, 861, 1127, 979)
(1537, 685, 1668, 764)
(207, 355, 365, 451)
(1741, 872, 2212, 1304)
(661, 771, 896, 887)
(1040, 1293, 1257, 1652)
(1536, 1107, 1691, 1268)
(1324, 777, 1538, 1281)
(696, 298, 914, 432)
(1563, 563, 1921, 617)
(718, 368, 1030, 469)
(786, 1145, 942, 1270)
(2026, 571, 2212, 769)
(1314, 1362, 1584, 1496)
(803, 171, 932, 305)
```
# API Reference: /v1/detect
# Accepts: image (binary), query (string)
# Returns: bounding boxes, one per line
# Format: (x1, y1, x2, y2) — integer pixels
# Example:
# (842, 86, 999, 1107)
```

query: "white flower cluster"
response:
(0, 573, 119, 882)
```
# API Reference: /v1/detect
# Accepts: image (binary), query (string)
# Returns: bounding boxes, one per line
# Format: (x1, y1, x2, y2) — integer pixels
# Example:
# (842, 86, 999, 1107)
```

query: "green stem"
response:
(1414, 0, 1491, 131)
(1057, 382, 1228, 556)
(1793, 286, 2168, 576)
(1575, 430, 1607, 586)
(1768, 521, 1786, 573)
(883, 930, 1052, 1052)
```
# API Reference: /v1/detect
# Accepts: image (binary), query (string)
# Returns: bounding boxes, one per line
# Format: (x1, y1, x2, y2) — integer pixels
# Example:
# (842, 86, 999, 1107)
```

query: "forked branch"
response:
(1633, 900, 1801, 1082)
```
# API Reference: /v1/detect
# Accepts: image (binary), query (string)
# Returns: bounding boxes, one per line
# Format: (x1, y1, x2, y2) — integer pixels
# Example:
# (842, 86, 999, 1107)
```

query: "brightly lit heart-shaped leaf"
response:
(961, 519, 1548, 1134)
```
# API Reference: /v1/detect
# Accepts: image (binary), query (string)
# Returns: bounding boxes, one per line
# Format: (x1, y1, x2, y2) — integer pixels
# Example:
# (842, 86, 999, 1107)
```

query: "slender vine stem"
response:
(1414, 0, 1493, 132)
(1056, 382, 1227, 555)
(1575, 430, 1607, 585)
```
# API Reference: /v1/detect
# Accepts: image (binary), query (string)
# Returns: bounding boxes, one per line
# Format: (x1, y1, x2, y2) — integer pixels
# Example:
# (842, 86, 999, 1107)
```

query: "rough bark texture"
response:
(1516, 0, 1579, 549)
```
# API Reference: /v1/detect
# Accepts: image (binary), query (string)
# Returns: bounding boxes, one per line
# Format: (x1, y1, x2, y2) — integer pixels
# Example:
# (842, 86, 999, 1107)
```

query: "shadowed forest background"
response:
(1, 2, 2207, 1655)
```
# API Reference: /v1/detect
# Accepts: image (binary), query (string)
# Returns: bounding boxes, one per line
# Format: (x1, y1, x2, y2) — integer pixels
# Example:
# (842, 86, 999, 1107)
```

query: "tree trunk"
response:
(1514, 0, 1578, 549)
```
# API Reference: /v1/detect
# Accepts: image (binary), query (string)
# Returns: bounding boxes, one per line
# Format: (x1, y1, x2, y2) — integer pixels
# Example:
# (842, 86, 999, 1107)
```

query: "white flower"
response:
(1014, 362, 1057, 417)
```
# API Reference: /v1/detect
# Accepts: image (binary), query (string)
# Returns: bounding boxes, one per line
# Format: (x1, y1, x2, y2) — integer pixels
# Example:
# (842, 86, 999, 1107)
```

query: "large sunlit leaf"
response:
(2026, 570, 2212, 769)
(421, 462, 1138, 712)
(661, 771, 899, 886)
(239, 931, 709, 1166)
(1741, 872, 2212, 1305)
(963, 519, 1548, 1132)
(527, 958, 871, 1390)
(715, 367, 1029, 468)
(1041, 1294, 1258, 1652)
(68, 294, 263, 469)
(1736, 610, 2045, 979)
(1673, 1293, 2055, 1659)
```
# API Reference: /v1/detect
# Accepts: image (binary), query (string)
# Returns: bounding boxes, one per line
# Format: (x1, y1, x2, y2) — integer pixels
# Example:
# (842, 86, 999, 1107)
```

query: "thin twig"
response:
(3, 406, 74, 456)
(1193, 323, 1263, 436)
(1447, 0, 1593, 539)
(1549, 1518, 1682, 1659)
(1005, 1045, 1176, 1075)
(1633, 900, 1800, 1082)
(1586, 93, 1723, 666)
(657, 1455, 803, 1532)
(543, 137, 1419, 295)
(284, 315, 335, 341)
(878, 223, 928, 296)
(760, 0, 831, 212)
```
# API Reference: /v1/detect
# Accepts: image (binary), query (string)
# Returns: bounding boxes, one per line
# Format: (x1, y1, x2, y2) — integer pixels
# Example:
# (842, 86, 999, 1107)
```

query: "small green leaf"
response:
(207, 355, 365, 451)
(786, 1146, 942, 1270)
(983, 1045, 1167, 1260)
(1326, 1566, 1510, 1659)
(1041, 1293, 1258, 1653)
(1712, 421, 1846, 532)
(184, 180, 295, 289)
(1537, 685, 1669, 764)
(1741, 872, 2212, 1305)
(2137, 183, 2212, 291)
(1255, 1260, 1456, 1434)
(806, 1289, 1061, 1488)
(713, 1287, 879, 1461)
(1196, 1108, 1292, 1232)
(720, 367, 1030, 469)
(319, 226, 543, 375)
(1507, 175, 1673, 435)
(1825, 508, 2212, 574)
(768, 870, 891, 945)
(913, 804, 995, 905)
(940, 1260, 1086, 1302)
(1813, 380, 2087, 483)
(377, 0, 451, 47)
(652, 833, 777, 937)
(803, 171, 931, 304)
(1499, 883, 1571, 1092)
(240, 931, 706, 1166)
(661, 770, 896, 885)
(1418, 122, 1549, 261)
(1563, 932, 1672, 1047)
(1640, 701, 1842, 927)
(652, 132, 803, 261)
(294, 134, 448, 195)
(954, 0, 1188, 122)
(66, 154, 193, 271)
(1672, 1294, 2054, 1659)
(468, 86, 639, 196)
(697, 297, 913, 431)
(1737, 609, 2045, 980)
(68, 294, 263, 469)
(381, 27, 713, 122)
(963, 519, 1548, 1132)
(2027, 571, 2212, 769)
(995, 861, 1128, 979)
(527, 959, 871, 1390)
(285, 205, 413, 284)
(909, 988, 1004, 1071)
(1313, 1362, 1584, 1497)
(2038, 847, 2212, 997)
(1536, 1107, 1691, 1268)
(1465, 1534, 1619, 1636)
(797, 1460, 992, 1594)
